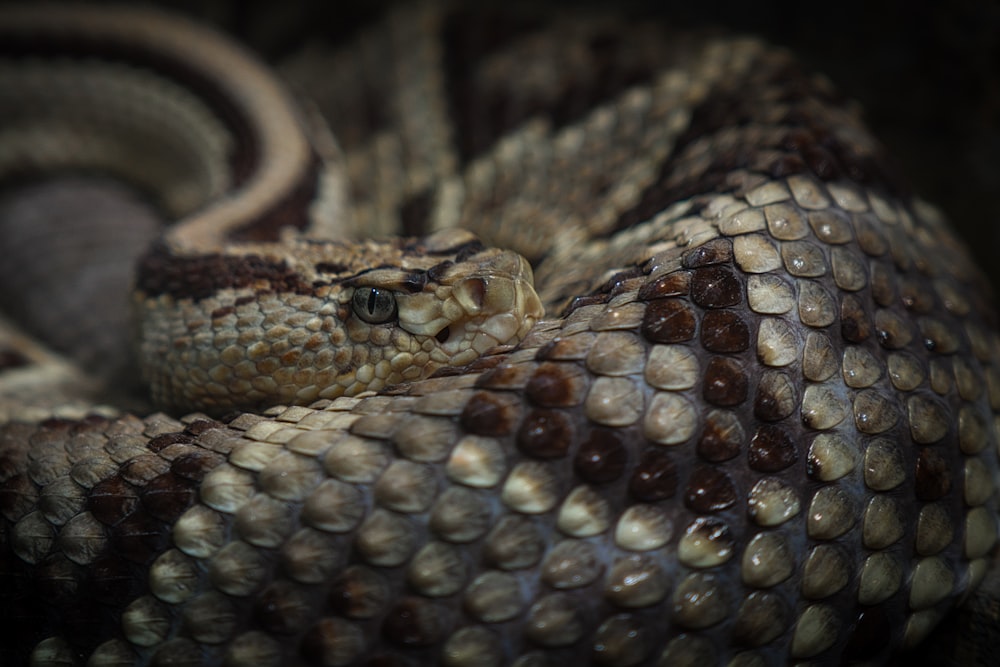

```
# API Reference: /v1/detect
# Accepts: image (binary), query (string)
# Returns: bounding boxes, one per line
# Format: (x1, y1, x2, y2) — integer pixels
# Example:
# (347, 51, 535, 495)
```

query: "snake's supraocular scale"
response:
(0, 3, 998, 667)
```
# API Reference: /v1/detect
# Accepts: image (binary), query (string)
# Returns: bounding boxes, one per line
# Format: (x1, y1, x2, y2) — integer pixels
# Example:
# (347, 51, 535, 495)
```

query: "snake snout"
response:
(441, 266, 543, 358)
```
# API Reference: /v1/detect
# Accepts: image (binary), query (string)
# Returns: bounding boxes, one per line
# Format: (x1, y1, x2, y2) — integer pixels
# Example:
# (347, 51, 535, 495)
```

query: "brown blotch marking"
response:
(702, 357, 749, 407)
(210, 305, 235, 319)
(315, 261, 349, 274)
(628, 449, 678, 501)
(460, 392, 520, 437)
(574, 428, 628, 483)
(748, 425, 798, 472)
(684, 465, 738, 513)
(136, 244, 314, 302)
(697, 412, 743, 462)
(254, 581, 313, 635)
(517, 409, 573, 459)
(682, 239, 734, 268)
(381, 597, 446, 647)
(840, 294, 871, 343)
(637, 271, 691, 301)
(690, 266, 742, 309)
(641, 298, 697, 344)
(701, 310, 751, 353)
(915, 448, 952, 501)
(525, 362, 586, 407)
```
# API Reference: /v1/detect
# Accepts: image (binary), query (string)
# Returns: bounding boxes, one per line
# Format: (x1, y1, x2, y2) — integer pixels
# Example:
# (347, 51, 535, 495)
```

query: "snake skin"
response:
(1, 3, 999, 666)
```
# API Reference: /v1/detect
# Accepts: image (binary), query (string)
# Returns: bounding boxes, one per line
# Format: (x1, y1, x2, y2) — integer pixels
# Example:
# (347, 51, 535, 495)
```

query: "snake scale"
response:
(0, 2, 998, 665)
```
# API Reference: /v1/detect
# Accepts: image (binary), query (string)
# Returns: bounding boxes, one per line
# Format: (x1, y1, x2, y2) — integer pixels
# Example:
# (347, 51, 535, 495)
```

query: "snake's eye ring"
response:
(352, 286, 398, 324)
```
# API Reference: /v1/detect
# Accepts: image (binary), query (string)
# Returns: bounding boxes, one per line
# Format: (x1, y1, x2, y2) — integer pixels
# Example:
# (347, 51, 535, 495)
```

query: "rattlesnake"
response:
(0, 3, 998, 666)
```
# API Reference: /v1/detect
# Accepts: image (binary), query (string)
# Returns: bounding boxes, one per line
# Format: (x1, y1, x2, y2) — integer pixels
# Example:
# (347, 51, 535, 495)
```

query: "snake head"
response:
(374, 246, 543, 364)
(134, 230, 543, 415)
(340, 231, 544, 383)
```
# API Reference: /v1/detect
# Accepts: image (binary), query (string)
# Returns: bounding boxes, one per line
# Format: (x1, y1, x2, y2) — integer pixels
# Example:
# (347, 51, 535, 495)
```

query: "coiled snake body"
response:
(0, 4, 998, 666)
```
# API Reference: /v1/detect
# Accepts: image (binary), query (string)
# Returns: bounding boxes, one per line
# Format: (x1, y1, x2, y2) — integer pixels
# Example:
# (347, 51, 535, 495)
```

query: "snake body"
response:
(0, 3, 998, 666)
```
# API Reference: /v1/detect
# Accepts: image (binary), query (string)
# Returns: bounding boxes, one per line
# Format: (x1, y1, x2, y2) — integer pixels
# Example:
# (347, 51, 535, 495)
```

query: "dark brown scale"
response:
(525, 362, 588, 407)
(641, 298, 698, 343)
(637, 270, 691, 300)
(459, 392, 520, 436)
(517, 409, 573, 459)
(682, 238, 733, 268)
(139, 471, 198, 522)
(87, 475, 139, 525)
(168, 449, 226, 481)
(697, 412, 743, 462)
(183, 418, 225, 436)
(146, 432, 196, 451)
(748, 425, 799, 472)
(690, 266, 743, 309)
(702, 357, 749, 407)
(700, 310, 751, 353)
(684, 465, 738, 513)
(628, 449, 679, 501)
(574, 428, 628, 483)
(563, 292, 612, 315)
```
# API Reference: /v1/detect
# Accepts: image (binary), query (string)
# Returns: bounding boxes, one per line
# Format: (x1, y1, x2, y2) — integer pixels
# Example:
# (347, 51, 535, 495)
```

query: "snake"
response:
(0, 2, 998, 666)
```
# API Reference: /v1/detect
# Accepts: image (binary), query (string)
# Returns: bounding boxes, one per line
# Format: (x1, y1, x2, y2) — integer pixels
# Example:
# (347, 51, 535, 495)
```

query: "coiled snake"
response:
(0, 3, 998, 666)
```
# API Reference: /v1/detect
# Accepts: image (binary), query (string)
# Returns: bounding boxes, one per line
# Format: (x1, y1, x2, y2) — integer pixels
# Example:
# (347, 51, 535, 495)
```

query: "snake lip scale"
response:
(0, 3, 998, 667)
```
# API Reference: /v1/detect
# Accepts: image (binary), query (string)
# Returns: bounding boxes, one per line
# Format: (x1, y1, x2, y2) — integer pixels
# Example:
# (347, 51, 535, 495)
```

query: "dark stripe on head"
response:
(136, 243, 313, 301)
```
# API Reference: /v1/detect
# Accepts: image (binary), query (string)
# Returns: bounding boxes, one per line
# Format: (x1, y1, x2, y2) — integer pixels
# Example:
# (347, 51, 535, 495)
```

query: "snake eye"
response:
(352, 286, 397, 324)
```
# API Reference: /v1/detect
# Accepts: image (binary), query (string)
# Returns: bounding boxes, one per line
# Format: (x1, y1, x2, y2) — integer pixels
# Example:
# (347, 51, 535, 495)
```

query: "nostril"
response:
(435, 327, 451, 344)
